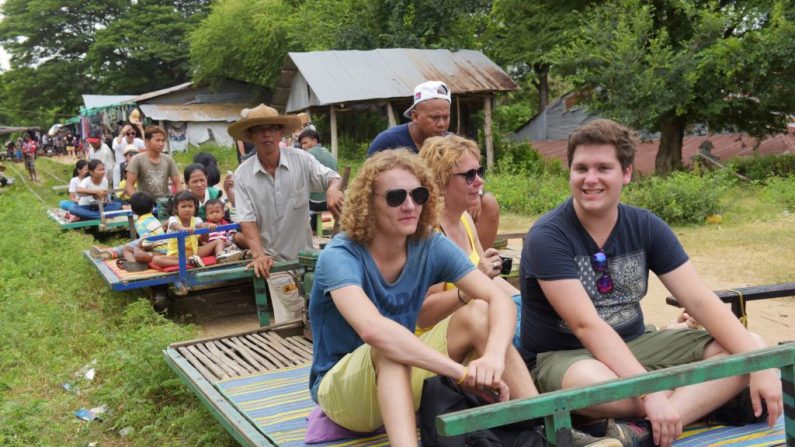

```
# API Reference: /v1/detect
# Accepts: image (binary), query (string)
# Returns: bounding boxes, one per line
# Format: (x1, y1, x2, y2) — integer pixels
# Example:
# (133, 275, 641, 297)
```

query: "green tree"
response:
(487, 0, 590, 112)
(552, 0, 795, 174)
(87, 0, 211, 93)
(189, 0, 300, 88)
(0, 0, 209, 127)
(190, 0, 492, 89)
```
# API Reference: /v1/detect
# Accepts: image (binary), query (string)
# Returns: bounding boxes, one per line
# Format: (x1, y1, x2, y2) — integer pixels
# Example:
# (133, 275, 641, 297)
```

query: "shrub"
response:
(726, 154, 795, 180)
(764, 176, 795, 211)
(495, 140, 565, 177)
(488, 172, 569, 216)
(624, 171, 726, 224)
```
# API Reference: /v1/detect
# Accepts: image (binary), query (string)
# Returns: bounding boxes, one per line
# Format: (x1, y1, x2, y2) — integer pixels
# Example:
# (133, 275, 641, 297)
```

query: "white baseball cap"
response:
(403, 81, 451, 118)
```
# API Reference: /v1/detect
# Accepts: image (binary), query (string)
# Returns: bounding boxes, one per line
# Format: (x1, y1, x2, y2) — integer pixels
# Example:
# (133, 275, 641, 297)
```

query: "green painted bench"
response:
(437, 343, 795, 446)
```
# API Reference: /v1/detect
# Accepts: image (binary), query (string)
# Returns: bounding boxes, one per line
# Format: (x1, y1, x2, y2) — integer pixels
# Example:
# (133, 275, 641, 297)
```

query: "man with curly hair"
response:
(307, 150, 619, 447)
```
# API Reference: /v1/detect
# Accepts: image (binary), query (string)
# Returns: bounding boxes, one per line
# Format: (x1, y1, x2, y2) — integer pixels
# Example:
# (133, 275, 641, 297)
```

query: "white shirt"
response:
(112, 137, 145, 163)
(77, 176, 109, 206)
(234, 148, 340, 261)
(88, 143, 115, 178)
(68, 176, 81, 194)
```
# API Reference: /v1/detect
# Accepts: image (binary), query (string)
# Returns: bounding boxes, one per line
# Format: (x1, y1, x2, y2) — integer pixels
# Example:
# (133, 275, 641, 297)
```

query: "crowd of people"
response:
(42, 79, 783, 447)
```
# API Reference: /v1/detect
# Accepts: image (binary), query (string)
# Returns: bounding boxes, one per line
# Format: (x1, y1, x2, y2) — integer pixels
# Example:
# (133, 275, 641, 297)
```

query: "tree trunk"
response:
(534, 63, 550, 111)
(655, 114, 687, 175)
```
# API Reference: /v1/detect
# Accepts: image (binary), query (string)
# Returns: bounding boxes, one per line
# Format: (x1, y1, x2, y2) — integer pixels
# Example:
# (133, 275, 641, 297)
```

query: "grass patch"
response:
(0, 158, 235, 446)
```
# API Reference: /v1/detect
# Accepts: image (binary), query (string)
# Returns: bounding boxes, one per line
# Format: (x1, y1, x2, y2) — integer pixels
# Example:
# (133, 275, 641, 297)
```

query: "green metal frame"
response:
(437, 343, 795, 446)
(164, 346, 276, 447)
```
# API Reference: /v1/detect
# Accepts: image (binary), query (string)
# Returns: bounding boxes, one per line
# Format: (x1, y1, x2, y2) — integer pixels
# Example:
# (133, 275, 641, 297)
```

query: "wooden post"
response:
(330, 106, 338, 159)
(484, 96, 494, 171)
(160, 120, 171, 153)
(456, 96, 462, 135)
(386, 103, 396, 128)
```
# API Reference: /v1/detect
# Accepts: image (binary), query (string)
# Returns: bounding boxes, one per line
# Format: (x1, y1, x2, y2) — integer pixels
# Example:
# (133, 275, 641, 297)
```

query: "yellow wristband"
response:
(638, 393, 647, 400)
(456, 368, 468, 385)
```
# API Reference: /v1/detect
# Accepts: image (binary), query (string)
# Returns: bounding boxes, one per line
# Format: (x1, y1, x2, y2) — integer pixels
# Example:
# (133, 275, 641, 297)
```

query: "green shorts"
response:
(532, 327, 714, 393)
(317, 317, 451, 433)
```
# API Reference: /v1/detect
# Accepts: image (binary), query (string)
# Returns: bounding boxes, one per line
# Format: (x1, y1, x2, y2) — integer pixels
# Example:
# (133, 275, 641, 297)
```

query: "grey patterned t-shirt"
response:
(518, 198, 688, 366)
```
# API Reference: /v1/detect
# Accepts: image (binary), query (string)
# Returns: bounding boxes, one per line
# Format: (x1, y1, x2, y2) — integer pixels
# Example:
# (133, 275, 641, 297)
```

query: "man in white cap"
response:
(229, 104, 343, 323)
(367, 80, 502, 249)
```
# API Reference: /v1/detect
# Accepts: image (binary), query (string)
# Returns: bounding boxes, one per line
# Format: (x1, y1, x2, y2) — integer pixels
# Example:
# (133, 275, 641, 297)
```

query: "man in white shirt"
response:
(228, 104, 343, 323)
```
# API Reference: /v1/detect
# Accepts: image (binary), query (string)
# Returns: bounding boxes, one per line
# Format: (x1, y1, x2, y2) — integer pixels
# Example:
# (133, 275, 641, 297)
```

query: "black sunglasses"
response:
(591, 250, 614, 294)
(375, 186, 430, 207)
(453, 167, 485, 185)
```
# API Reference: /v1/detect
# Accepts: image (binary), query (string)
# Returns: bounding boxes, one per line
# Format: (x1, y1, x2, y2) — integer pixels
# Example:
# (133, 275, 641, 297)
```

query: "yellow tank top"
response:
(166, 216, 200, 257)
(441, 215, 480, 291)
(415, 215, 481, 336)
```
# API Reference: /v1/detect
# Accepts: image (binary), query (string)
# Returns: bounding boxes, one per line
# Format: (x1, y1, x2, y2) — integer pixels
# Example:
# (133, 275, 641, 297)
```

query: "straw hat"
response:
(227, 104, 302, 143)
(123, 144, 139, 156)
(129, 108, 142, 125)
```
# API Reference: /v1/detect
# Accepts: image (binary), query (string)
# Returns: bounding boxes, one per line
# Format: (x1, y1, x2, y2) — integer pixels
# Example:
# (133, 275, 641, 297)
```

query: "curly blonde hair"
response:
(341, 149, 440, 244)
(420, 135, 481, 191)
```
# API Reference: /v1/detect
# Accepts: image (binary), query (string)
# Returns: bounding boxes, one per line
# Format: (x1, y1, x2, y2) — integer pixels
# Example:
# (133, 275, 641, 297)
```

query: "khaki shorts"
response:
(317, 316, 451, 433)
(532, 327, 714, 393)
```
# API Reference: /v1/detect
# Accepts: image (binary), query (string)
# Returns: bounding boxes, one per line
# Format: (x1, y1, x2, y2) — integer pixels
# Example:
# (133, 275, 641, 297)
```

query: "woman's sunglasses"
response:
(453, 167, 485, 185)
(591, 250, 614, 294)
(375, 186, 430, 207)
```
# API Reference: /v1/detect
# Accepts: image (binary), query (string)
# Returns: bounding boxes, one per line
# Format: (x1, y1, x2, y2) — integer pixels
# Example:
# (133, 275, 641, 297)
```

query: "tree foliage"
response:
(0, 0, 209, 127)
(486, 0, 591, 111)
(551, 0, 795, 174)
(189, 0, 491, 88)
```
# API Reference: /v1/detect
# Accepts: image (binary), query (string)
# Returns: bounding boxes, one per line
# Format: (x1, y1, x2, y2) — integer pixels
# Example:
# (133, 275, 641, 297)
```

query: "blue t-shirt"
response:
(519, 198, 689, 367)
(366, 123, 417, 157)
(308, 232, 475, 401)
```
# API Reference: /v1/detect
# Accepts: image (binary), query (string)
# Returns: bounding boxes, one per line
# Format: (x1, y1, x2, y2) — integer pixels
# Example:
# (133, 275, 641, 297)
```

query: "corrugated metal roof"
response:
(138, 103, 248, 122)
(274, 49, 518, 112)
(532, 133, 795, 174)
(131, 82, 193, 104)
(82, 94, 136, 109)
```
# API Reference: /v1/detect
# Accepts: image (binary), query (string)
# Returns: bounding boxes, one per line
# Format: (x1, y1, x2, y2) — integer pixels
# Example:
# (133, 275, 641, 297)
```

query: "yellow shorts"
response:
(317, 316, 451, 433)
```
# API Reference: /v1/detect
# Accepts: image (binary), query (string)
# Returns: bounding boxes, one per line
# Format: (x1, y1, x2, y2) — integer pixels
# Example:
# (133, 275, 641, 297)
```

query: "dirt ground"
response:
(193, 237, 792, 345)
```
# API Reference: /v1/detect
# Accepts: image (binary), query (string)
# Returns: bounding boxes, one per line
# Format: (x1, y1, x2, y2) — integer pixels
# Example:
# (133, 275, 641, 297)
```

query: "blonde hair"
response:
(420, 135, 481, 191)
(341, 149, 440, 244)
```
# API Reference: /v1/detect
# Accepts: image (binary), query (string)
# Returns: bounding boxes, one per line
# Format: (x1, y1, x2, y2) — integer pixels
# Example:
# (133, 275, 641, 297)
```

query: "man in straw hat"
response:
(367, 80, 502, 249)
(229, 104, 343, 323)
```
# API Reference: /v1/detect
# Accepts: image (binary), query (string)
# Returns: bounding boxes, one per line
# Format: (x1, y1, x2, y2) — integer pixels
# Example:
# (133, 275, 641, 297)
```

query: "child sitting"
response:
(59, 160, 89, 215)
(204, 199, 248, 246)
(71, 160, 123, 221)
(89, 191, 168, 270)
(153, 191, 225, 268)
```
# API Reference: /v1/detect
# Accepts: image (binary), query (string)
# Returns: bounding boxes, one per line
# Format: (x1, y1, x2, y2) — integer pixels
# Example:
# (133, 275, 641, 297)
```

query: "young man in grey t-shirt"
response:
(125, 126, 181, 198)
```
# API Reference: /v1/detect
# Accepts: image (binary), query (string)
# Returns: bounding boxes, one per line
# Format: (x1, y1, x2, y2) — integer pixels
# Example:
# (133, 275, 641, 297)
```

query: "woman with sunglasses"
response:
(112, 123, 145, 164)
(308, 150, 545, 447)
(418, 135, 523, 346)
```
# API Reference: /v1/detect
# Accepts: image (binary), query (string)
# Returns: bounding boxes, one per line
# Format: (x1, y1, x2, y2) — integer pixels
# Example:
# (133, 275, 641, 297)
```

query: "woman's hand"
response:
(478, 247, 502, 279)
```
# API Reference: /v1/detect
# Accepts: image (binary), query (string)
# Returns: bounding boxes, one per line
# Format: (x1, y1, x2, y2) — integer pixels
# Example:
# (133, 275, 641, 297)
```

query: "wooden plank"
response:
(185, 345, 229, 380)
(236, 335, 278, 370)
(283, 336, 314, 357)
(262, 331, 305, 364)
(247, 333, 292, 368)
(219, 338, 267, 372)
(178, 346, 220, 382)
(168, 320, 304, 348)
(289, 334, 314, 351)
(193, 343, 238, 378)
(206, 341, 253, 376)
